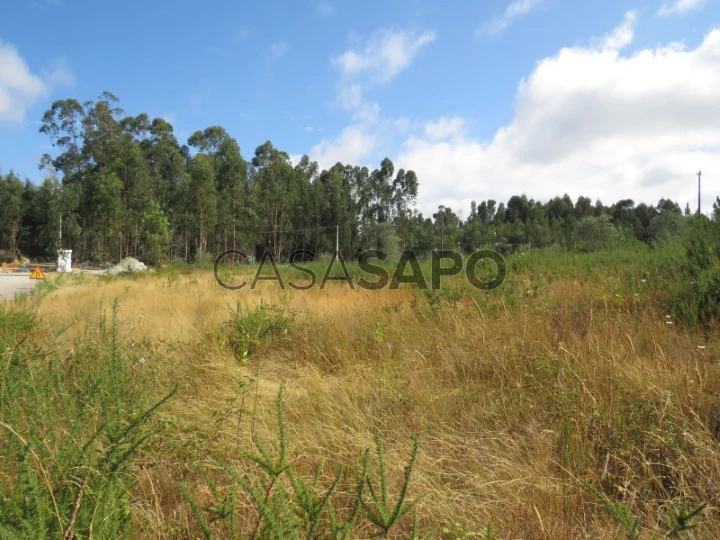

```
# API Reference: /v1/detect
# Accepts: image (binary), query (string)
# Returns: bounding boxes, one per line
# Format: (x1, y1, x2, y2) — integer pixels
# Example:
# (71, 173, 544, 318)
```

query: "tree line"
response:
(0, 92, 716, 264)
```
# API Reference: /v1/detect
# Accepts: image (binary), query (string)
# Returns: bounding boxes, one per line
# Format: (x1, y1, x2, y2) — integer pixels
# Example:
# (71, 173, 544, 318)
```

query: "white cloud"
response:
(479, 0, 543, 36)
(232, 28, 252, 42)
(309, 124, 378, 168)
(395, 22, 720, 215)
(268, 41, 288, 61)
(338, 84, 364, 110)
(316, 2, 335, 16)
(394, 117, 412, 134)
(424, 117, 466, 141)
(0, 39, 73, 124)
(305, 15, 720, 216)
(332, 28, 436, 84)
(598, 11, 636, 50)
(42, 57, 75, 87)
(316, 27, 436, 168)
(658, 0, 706, 16)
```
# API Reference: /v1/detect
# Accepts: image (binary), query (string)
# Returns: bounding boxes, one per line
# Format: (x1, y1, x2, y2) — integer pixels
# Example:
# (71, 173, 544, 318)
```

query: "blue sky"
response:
(1, 0, 719, 215)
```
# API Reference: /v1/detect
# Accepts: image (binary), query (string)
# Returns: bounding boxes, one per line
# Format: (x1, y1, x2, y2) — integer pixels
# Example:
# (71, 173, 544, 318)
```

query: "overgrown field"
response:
(1, 246, 719, 538)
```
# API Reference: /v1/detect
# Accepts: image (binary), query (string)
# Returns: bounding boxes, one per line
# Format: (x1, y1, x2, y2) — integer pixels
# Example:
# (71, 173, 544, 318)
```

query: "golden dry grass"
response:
(30, 266, 720, 538)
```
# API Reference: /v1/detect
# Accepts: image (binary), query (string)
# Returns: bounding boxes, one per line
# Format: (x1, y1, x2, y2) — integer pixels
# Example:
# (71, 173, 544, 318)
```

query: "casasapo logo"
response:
(213, 249, 506, 291)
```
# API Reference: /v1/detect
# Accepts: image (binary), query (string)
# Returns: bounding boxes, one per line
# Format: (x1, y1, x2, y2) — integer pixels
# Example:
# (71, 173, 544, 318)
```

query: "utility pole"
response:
(335, 224, 339, 256)
(697, 170, 702, 215)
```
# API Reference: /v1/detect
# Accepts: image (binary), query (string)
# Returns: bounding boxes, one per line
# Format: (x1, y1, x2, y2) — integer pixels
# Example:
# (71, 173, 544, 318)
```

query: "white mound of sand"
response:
(106, 257, 147, 276)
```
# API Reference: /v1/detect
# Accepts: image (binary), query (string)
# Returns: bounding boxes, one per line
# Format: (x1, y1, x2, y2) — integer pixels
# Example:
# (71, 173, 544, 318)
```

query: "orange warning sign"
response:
(29, 267, 46, 280)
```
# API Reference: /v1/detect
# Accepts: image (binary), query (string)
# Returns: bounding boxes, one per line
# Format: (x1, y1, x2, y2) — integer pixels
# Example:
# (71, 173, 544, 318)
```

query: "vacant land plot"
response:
(1, 250, 719, 538)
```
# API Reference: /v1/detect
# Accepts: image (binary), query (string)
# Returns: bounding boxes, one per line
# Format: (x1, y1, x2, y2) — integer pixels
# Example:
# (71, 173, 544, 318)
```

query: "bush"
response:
(0, 301, 174, 539)
(224, 301, 293, 363)
(647, 212, 684, 246)
(571, 215, 622, 252)
(670, 216, 720, 327)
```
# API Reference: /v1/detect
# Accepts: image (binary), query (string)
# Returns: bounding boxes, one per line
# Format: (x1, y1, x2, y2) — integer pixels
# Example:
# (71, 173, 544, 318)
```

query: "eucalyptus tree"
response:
(141, 200, 171, 265)
(39, 98, 86, 183)
(22, 177, 65, 256)
(188, 127, 250, 252)
(289, 155, 319, 253)
(187, 153, 217, 256)
(432, 206, 461, 251)
(251, 141, 296, 259)
(82, 169, 123, 261)
(462, 201, 495, 250)
(0, 172, 25, 255)
(316, 162, 357, 256)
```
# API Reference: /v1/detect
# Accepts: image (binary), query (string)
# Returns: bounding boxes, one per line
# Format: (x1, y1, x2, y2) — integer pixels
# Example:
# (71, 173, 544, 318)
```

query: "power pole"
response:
(697, 170, 702, 215)
(335, 225, 339, 256)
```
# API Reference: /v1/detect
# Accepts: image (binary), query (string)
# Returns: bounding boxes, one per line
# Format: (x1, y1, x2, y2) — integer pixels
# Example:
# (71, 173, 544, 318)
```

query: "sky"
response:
(1, 0, 719, 217)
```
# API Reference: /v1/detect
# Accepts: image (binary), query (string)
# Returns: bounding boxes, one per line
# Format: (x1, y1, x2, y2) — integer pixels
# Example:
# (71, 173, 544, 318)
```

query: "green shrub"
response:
(224, 300, 294, 363)
(571, 215, 622, 252)
(0, 301, 174, 539)
(669, 216, 720, 327)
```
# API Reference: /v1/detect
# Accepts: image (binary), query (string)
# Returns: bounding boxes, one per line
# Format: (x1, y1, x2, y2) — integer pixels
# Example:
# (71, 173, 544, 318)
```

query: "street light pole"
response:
(697, 170, 702, 215)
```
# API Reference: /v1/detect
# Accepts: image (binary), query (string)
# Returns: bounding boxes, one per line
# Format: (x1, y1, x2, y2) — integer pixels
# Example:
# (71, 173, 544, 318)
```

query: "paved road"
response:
(0, 273, 39, 301)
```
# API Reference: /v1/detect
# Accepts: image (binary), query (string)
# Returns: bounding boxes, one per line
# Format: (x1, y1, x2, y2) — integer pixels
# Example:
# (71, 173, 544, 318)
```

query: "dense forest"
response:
(0, 92, 717, 264)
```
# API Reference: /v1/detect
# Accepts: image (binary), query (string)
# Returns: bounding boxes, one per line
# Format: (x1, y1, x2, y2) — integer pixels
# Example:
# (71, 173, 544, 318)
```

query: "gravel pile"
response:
(106, 257, 147, 276)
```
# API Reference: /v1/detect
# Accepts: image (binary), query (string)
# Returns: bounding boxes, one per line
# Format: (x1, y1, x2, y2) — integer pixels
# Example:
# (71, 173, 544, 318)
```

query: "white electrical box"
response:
(57, 250, 73, 273)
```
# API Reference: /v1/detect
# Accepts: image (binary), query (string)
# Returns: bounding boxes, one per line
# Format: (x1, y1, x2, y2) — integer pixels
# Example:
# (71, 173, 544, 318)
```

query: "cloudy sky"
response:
(1, 0, 718, 215)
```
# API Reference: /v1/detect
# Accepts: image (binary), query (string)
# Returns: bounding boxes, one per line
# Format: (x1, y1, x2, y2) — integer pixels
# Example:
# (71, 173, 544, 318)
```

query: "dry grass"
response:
(28, 265, 720, 538)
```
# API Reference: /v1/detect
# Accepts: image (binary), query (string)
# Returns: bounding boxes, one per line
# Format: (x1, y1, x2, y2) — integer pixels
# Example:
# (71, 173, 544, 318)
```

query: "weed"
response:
(0, 300, 174, 539)
(183, 386, 421, 538)
(581, 480, 707, 539)
(224, 300, 293, 363)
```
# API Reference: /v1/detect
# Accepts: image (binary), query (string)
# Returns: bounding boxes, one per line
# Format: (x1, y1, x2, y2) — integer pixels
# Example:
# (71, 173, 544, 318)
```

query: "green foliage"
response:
(0, 171, 25, 256)
(571, 214, 622, 252)
(141, 200, 171, 265)
(360, 433, 420, 537)
(669, 216, 720, 327)
(1, 92, 702, 263)
(0, 304, 35, 337)
(184, 386, 421, 538)
(0, 301, 174, 539)
(665, 502, 707, 537)
(581, 480, 707, 539)
(647, 212, 684, 246)
(224, 300, 293, 363)
(375, 222, 403, 263)
(581, 480, 640, 540)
